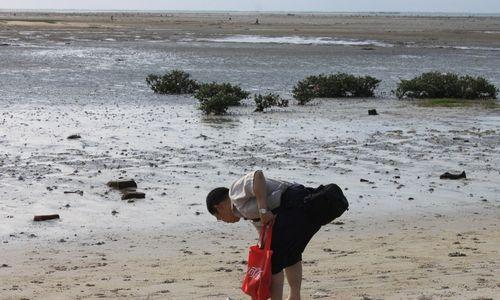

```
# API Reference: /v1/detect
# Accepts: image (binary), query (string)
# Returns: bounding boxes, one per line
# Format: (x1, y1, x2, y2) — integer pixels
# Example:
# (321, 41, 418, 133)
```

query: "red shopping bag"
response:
(241, 222, 273, 300)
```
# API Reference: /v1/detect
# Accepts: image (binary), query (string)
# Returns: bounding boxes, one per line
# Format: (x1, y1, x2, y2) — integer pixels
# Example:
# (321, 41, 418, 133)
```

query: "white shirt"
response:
(229, 171, 291, 220)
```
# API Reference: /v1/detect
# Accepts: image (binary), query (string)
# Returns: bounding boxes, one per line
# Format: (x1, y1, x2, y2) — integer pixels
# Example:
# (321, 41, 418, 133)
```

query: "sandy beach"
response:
(0, 12, 499, 299)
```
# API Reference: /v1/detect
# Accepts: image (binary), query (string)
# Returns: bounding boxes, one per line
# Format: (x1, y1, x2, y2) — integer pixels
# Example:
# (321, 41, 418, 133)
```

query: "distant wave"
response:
(197, 35, 393, 47)
(432, 45, 500, 51)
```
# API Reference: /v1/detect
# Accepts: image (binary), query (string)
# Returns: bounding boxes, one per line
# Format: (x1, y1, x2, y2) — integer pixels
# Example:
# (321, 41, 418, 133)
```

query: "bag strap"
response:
(259, 221, 274, 250)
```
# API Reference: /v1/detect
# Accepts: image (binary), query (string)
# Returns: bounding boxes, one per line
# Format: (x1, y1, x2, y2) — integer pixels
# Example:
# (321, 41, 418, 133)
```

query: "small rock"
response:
(440, 171, 466, 180)
(448, 252, 466, 257)
(67, 134, 81, 140)
(121, 191, 145, 200)
(331, 221, 344, 225)
(368, 109, 378, 116)
(107, 179, 137, 190)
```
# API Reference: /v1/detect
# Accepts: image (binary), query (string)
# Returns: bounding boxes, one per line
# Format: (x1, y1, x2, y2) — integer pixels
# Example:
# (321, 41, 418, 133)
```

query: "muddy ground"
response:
(0, 12, 499, 299)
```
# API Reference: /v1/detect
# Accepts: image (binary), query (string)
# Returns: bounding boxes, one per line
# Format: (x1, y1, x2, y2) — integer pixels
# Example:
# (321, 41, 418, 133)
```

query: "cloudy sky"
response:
(0, 0, 499, 13)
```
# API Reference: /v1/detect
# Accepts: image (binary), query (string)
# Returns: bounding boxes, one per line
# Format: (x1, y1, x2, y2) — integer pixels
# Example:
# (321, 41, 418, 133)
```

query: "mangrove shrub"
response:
(194, 82, 250, 105)
(292, 73, 381, 105)
(395, 72, 498, 100)
(254, 93, 289, 112)
(198, 93, 238, 115)
(195, 82, 250, 115)
(146, 70, 200, 94)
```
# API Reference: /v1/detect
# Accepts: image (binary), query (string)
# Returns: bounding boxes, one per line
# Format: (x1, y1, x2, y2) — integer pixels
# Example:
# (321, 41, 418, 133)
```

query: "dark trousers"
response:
(270, 184, 322, 274)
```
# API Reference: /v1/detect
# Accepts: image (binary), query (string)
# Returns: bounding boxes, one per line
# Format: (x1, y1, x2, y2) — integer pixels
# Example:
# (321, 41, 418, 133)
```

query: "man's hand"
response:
(260, 211, 275, 225)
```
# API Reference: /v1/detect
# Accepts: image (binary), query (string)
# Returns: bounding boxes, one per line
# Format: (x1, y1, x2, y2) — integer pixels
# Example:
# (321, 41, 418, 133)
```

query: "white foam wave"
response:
(198, 35, 393, 47)
(433, 45, 500, 51)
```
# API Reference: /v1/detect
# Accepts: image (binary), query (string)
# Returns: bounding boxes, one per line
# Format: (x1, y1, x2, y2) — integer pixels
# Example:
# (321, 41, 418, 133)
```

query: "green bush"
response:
(199, 93, 237, 115)
(254, 93, 289, 112)
(194, 82, 249, 106)
(292, 73, 381, 105)
(146, 70, 200, 94)
(292, 80, 317, 105)
(395, 72, 498, 100)
(195, 82, 249, 115)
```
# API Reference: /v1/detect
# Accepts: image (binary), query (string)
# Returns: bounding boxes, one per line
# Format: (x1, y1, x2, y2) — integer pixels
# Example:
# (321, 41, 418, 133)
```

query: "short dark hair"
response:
(206, 187, 229, 215)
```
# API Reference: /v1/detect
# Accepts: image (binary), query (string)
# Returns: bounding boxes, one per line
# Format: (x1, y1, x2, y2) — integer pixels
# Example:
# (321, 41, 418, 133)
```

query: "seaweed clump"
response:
(293, 73, 381, 105)
(254, 93, 289, 112)
(146, 70, 200, 94)
(395, 72, 498, 100)
(195, 82, 250, 115)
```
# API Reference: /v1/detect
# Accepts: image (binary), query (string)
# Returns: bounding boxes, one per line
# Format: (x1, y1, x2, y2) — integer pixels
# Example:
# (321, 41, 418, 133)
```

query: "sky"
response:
(0, 0, 499, 14)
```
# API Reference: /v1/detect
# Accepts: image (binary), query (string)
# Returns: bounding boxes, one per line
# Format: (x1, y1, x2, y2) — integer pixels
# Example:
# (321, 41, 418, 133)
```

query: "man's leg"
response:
(271, 271, 284, 300)
(284, 261, 302, 300)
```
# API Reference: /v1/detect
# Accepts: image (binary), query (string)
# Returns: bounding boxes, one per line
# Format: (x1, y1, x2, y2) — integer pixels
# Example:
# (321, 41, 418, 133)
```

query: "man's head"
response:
(206, 187, 240, 223)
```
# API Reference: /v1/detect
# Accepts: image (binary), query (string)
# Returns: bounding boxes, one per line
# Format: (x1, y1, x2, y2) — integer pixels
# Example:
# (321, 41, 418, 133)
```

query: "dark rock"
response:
(121, 191, 145, 200)
(107, 179, 137, 189)
(440, 171, 466, 180)
(67, 134, 81, 139)
(33, 214, 60, 222)
(448, 252, 466, 257)
(368, 109, 378, 115)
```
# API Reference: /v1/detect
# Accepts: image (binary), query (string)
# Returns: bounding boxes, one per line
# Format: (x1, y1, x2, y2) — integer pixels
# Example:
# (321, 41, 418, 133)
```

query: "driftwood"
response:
(64, 190, 84, 196)
(34, 214, 60, 222)
(121, 192, 145, 200)
(440, 171, 466, 180)
(107, 179, 137, 190)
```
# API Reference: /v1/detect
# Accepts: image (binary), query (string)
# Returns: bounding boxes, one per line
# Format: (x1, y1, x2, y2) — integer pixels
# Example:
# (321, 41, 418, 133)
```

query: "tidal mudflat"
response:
(0, 12, 499, 299)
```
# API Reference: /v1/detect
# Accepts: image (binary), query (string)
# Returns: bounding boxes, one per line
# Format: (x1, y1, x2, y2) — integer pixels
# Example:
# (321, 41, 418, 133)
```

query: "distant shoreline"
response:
(1, 9, 500, 18)
(1, 10, 499, 49)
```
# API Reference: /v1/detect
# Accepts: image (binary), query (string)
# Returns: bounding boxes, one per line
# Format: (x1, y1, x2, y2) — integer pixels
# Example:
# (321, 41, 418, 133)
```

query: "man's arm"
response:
(253, 170, 275, 225)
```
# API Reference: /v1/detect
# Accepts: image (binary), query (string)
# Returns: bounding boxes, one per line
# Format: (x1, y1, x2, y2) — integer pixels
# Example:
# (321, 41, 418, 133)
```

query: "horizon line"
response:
(0, 8, 499, 15)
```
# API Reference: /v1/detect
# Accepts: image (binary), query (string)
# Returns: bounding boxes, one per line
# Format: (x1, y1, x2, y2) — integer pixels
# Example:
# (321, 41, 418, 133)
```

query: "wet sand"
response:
(1, 99, 499, 299)
(0, 12, 499, 300)
(2, 210, 499, 299)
